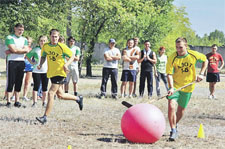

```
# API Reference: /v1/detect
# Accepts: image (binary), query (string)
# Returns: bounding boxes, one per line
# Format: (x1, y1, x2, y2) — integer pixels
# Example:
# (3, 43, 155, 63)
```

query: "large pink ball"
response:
(121, 103, 166, 143)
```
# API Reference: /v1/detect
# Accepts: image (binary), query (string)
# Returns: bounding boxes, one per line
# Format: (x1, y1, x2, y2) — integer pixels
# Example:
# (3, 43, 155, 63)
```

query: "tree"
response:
(74, 0, 174, 76)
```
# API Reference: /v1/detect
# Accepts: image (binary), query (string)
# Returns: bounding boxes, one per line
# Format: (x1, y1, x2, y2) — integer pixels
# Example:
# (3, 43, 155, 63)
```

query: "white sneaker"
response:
(212, 95, 217, 100)
(10, 96, 15, 101)
(208, 95, 213, 99)
(23, 96, 30, 101)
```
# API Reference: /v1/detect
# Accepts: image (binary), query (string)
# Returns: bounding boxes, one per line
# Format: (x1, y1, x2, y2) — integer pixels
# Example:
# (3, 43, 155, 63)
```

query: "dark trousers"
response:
(100, 68, 118, 96)
(6, 61, 25, 92)
(155, 72, 169, 96)
(139, 71, 153, 96)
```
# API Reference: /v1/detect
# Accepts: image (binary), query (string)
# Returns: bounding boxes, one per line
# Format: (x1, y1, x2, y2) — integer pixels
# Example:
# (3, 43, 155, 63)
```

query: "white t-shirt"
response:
(122, 48, 139, 70)
(5, 34, 28, 61)
(30, 47, 48, 73)
(70, 45, 80, 67)
(103, 47, 120, 69)
(133, 46, 140, 69)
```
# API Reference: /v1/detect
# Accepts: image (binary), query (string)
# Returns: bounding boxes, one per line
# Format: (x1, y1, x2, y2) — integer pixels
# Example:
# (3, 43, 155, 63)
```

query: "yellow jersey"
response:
(41, 42, 72, 78)
(166, 50, 207, 92)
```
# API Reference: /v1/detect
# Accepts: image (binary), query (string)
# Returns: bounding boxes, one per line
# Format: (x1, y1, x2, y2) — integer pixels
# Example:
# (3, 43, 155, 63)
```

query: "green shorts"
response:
(167, 91, 192, 108)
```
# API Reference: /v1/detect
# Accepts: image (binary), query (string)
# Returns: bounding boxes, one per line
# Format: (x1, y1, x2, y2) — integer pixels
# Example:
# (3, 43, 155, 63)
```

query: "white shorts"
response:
(65, 65, 79, 83)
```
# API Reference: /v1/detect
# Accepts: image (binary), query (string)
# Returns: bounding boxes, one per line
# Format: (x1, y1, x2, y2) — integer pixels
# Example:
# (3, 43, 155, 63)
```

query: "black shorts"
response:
(206, 73, 220, 82)
(50, 76, 66, 84)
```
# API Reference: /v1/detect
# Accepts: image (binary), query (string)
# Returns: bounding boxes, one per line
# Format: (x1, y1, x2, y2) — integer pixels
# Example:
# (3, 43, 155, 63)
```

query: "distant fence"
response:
(1, 39, 225, 67)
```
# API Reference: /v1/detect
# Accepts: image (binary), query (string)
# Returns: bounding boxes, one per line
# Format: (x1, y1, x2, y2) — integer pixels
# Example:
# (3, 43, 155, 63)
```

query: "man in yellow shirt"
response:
(166, 37, 208, 141)
(36, 29, 83, 124)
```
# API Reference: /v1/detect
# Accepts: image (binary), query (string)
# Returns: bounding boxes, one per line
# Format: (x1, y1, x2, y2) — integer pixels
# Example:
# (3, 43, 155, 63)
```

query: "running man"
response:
(166, 37, 208, 141)
(36, 29, 83, 124)
(206, 44, 224, 99)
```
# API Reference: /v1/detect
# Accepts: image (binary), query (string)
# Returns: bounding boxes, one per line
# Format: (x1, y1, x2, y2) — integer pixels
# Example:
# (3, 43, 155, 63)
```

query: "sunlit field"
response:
(0, 58, 225, 149)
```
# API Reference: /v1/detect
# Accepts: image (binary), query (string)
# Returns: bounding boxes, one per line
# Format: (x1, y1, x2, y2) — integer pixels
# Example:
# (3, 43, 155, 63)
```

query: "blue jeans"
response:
(155, 72, 169, 96)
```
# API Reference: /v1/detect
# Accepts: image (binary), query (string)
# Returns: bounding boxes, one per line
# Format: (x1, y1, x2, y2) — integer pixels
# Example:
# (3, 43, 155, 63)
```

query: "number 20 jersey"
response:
(41, 42, 72, 78)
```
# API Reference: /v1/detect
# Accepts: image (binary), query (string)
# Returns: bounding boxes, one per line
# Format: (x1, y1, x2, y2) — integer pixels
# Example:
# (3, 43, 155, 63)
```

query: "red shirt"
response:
(206, 52, 223, 73)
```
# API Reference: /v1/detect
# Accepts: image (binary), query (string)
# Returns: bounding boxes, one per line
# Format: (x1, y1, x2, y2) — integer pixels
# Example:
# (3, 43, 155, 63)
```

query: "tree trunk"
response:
(86, 39, 95, 77)
(78, 42, 85, 77)
(86, 55, 92, 77)
(66, 4, 72, 38)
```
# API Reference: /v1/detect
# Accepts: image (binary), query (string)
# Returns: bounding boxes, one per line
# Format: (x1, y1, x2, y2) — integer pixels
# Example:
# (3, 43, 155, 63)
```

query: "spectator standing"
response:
(99, 39, 121, 99)
(138, 40, 157, 99)
(206, 44, 224, 99)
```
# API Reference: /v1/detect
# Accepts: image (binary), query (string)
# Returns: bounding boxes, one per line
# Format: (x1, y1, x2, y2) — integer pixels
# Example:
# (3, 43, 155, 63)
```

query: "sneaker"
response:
(208, 95, 213, 99)
(169, 130, 178, 141)
(76, 96, 83, 111)
(99, 95, 105, 99)
(36, 116, 47, 124)
(23, 96, 30, 101)
(10, 96, 15, 101)
(132, 94, 137, 98)
(212, 95, 217, 100)
(6, 102, 11, 108)
(42, 102, 47, 107)
(32, 102, 37, 108)
(148, 96, 152, 100)
(14, 102, 22, 108)
(112, 95, 118, 100)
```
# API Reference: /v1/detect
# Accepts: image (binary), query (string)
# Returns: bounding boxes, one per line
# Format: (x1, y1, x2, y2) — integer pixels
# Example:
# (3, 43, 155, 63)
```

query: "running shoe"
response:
(14, 102, 22, 108)
(76, 96, 83, 111)
(36, 116, 47, 124)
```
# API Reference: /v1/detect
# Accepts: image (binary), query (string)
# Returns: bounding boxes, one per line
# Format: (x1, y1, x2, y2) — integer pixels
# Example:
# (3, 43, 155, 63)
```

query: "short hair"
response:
(67, 36, 75, 42)
(58, 35, 65, 43)
(26, 36, 33, 41)
(211, 44, 217, 48)
(175, 37, 187, 44)
(144, 40, 150, 43)
(127, 38, 134, 43)
(38, 35, 48, 42)
(14, 23, 24, 28)
(133, 37, 139, 41)
(49, 29, 60, 35)
(159, 46, 166, 51)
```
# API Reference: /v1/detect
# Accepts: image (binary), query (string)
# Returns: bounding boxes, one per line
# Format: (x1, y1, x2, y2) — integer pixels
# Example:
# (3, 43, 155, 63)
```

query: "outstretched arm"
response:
(197, 59, 208, 82)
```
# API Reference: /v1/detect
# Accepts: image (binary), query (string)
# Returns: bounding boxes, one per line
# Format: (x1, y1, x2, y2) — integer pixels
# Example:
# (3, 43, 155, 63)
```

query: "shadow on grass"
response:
(0, 116, 38, 125)
(191, 114, 225, 120)
(78, 133, 128, 144)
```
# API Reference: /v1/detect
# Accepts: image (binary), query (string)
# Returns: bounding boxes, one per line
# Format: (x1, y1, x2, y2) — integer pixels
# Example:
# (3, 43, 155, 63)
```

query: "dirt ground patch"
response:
(0, 60, 225, 148)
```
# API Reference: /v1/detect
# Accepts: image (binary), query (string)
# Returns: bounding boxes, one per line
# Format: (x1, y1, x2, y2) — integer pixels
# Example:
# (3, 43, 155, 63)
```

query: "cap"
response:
(109, 38, 116, 43)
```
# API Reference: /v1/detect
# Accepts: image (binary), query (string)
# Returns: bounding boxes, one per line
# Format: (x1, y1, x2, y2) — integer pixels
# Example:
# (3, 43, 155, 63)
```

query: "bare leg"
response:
(14, 91, 20, 102)
(176, 105, 185, 124)
(209, 82, 216, 96)
(56, 85, 79, 100)
(128, 82, 134, 96)
(120, 81, 127, 96)
(73, 82, 77, 93)
(33, 90, 38, 103)
(64, 83, 69, 92)
(23, 72, 32, 98)
(168, 99, 177, 129)
(42, 91, 47, 103)
(44, 84, 60, 116)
